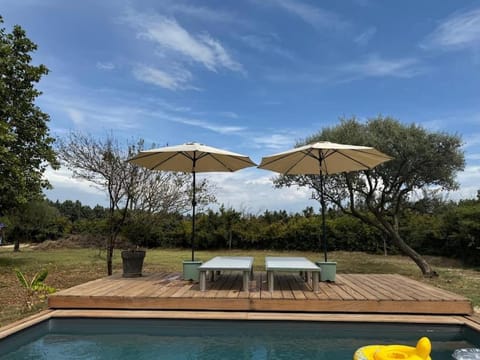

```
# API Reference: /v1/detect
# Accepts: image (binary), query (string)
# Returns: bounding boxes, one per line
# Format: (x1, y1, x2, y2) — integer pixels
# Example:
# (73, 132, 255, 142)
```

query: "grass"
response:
(0, 246, 478, 327)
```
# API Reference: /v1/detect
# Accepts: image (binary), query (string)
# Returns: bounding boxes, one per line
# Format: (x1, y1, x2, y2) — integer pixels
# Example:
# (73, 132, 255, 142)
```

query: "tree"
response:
(10, 199, 63, 242)
(130, 168, 215, 214)
(0, 16, 58, 229)
(275, 117, 464, 277)
(219, 205, 241, 250)
(57, 132, 216, 275)
(57, 133, 141, 275)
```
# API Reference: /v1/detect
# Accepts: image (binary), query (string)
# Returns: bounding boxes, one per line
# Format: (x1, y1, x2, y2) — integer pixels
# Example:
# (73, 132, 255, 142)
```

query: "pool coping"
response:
(1, 310, 479, 340)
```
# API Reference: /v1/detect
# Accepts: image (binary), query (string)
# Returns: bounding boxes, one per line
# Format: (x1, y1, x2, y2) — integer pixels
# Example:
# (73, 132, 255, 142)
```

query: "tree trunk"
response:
(107, 235, 114, 276)
(387, 228, 438, 277)
(348, 208, 437, 277)
(13, 238, 20, 252)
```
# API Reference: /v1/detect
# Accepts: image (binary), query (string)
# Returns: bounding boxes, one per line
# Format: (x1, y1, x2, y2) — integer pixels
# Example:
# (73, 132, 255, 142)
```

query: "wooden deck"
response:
(48, 272, 473, 315)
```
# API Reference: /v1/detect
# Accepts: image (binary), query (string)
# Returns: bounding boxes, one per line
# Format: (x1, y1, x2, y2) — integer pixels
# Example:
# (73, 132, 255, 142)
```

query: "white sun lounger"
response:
(198, 256, 254, 292)
(265, 256, 321, 292)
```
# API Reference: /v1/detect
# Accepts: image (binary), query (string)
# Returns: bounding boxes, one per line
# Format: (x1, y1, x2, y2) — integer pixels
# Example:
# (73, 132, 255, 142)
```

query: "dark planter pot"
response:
(121, 250, 146, 278)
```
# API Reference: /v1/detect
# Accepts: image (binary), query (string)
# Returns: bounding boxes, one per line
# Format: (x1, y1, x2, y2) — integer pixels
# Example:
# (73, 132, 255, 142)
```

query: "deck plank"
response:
(334, 275, 367, 300)
(48, 272, 473, 315)
(337, 275, 379, 300)
(392, 275, 465, 300)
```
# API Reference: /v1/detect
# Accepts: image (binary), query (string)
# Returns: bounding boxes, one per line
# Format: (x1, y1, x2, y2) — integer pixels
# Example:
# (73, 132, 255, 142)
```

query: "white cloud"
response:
(44, 168, 108, 208)
(239, 34, 296, 61)
(124, 10, 243, 73)
(252, 133, 295, 149)
(66, 108, 85, 126)
(340, 54, 425, 79)
(464, 133, 480, 149)
(245, 175, 275, 186)
(46, 167, 318, 214)
(266, 54, 425, 85)
(208, 170, 316, 214)
(466, 153, 480, 160)
(165, 3, 239, 24)
(261, 0, 349, 30)
(422, 7, 480, 50)
(449, 165, 480, 200)
(40, 74, 247, 136)
(133, 64, 197, 91)
(354, 26, 377, 46)
(168, 116, 245, 135)
(218, 111, 239, 119)
(96, 61, 115, 70)
(198, 34, 244, 72)
(42, 93, 143, 131)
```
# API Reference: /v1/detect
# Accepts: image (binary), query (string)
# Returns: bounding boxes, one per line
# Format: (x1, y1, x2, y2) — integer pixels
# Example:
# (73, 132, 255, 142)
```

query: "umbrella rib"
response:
(193, 152, 254, 171)
(150, 152, 182, 170)
(321, 150, 329, 174)
(231, 155, 256, 166)
(206, 153, 236, 171)
(283, 150, 316, 174)
(332, 150, 379, 170)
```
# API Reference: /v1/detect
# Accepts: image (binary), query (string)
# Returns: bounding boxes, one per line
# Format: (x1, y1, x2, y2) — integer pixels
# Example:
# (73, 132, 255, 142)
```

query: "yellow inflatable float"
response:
(353, 337, 432, 360)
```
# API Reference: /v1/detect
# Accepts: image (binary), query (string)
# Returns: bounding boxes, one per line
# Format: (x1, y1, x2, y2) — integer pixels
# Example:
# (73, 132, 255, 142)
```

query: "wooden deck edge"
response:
(49, 296, 473, 315)
(463, 314, 480, 331)
(48, 296, 252, 311)
(466, 313, 480, 324)
(49, 309, 467, 324)
(0, 310, 54, 340)
(250, 299, 473, 315)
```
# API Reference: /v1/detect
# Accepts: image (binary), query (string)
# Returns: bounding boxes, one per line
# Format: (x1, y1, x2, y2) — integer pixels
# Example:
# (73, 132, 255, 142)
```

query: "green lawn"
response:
(0, 246, 478, 327)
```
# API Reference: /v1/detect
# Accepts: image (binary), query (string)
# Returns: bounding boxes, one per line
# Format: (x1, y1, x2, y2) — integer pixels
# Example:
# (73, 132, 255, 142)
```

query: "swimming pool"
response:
(0, 318, 479, 359)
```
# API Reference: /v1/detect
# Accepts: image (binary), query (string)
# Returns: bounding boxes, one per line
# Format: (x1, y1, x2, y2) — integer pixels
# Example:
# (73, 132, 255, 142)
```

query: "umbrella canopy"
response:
(128, 142, 256, 173)
(258, 141, 392, 175)
(128, 142, 256, 261)
(258, 141, 392, 261)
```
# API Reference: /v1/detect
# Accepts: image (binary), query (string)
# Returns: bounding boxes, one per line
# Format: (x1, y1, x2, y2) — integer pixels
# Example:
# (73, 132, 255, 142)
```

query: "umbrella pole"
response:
(320, 173, 327, 262)
(191, 170, 196, 262)
(318, 153, 328, 262)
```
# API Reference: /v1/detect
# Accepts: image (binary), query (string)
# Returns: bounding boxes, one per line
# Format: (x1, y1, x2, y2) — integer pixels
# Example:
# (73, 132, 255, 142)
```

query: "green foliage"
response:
(0, 16, 58, 215)
(274, 116, 465, 276)
(401, 211, 444, 254)
(440, 200, 480, 265)
(14, 268, 56, 309)
(329, 214, 383, 253)
(6, 199, 65, 243)
(6, 195, 480, 267)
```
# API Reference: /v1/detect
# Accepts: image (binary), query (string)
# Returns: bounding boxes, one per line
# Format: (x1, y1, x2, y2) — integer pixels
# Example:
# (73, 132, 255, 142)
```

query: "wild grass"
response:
(0, 246, 478, 327)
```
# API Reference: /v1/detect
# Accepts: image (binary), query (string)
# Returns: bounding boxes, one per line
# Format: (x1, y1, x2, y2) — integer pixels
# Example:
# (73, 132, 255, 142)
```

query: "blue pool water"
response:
(0, 319, 479, 359)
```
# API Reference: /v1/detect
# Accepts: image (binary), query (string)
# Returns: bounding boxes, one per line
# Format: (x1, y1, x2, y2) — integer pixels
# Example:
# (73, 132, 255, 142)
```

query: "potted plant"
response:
(121, 215, 151, 277)
(121, 247, 146, 278)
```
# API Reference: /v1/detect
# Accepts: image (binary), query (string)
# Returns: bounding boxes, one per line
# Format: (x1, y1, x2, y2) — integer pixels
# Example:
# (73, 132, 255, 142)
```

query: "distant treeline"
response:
(1, 197, 479, 265)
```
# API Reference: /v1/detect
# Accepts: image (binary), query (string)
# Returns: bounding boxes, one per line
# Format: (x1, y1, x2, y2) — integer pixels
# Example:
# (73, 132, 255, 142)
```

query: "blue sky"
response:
(3, 0, 480, 213)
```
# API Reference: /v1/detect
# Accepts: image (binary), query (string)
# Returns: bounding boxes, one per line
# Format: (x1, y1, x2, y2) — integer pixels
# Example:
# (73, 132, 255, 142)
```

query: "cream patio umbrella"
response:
(258, 141, 392, 262)
(128, 142, 256, 261)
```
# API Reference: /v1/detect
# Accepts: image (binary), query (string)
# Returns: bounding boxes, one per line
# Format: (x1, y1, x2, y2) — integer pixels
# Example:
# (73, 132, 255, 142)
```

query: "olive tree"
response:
(275, 116, 464, 277)
(57, 132, 215, 275)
